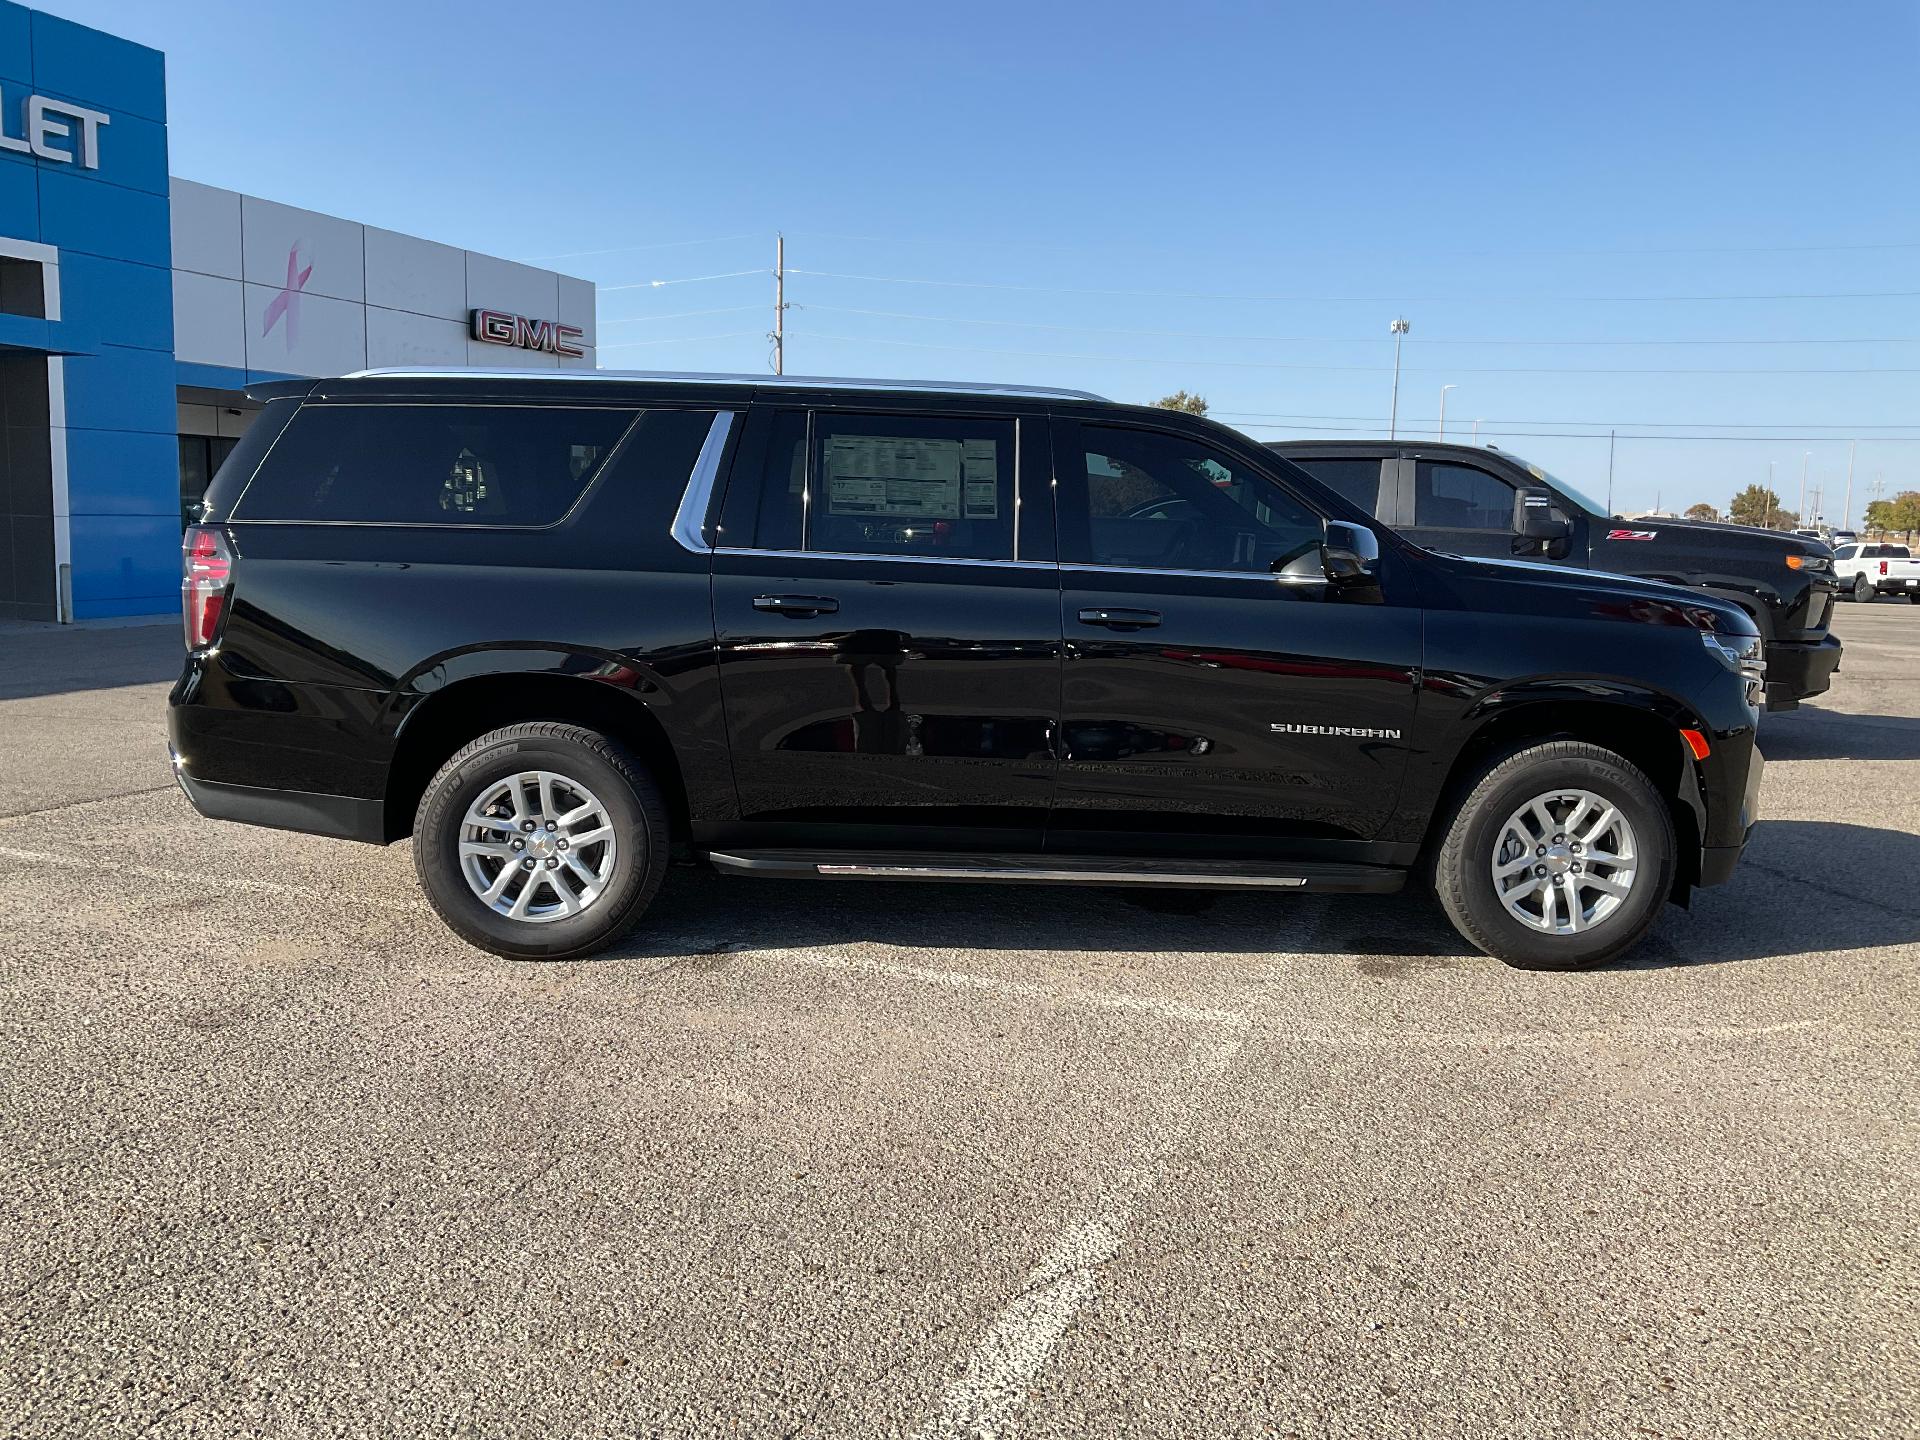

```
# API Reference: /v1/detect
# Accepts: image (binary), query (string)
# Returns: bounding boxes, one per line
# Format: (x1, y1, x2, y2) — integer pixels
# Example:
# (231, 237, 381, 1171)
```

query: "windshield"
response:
(1509, 454, 1611, 517)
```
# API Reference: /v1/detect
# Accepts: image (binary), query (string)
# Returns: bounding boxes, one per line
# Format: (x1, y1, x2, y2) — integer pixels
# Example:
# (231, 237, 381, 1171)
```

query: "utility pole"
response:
(1798, 451, 1810, 523)
(771, 232, 786, 376)
(1471, 418, 1483, 443)
(1605, 430, 1615, 516)
(1842, 439, 1856, 531)
(1388, 318, 1409, 439)
(1438, 384, 1457, 440)
(1765, 461, 1775, 528)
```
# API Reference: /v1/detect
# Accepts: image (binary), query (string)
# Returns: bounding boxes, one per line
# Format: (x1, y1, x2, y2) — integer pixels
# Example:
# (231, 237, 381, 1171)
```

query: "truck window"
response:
(1289, 457, 1385, 515)
(802, 413, 1018, 561)
(1414, 461, 1515, 531)
(1076, 425, 1322, 573)
(232, 404, 638, 526)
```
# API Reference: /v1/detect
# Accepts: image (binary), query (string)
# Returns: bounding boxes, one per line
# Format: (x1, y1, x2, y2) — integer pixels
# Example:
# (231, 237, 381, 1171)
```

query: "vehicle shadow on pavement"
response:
(0, 622, 180, 702)
(603, 819, 1920, 972)
(1761, 709, 1920, 761)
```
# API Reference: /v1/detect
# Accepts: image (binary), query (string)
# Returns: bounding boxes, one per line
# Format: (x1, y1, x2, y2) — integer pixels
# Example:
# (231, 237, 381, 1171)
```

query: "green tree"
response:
(1727, 484, 1782, 528)
(1152, 390, 1209, 416)
(1867, 490, 1920, 541)
(1684, 502, 1719, 522)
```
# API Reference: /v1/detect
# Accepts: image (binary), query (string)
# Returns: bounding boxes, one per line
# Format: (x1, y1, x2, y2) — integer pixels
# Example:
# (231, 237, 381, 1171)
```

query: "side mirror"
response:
(1321, 520, 1380, 583)
(1514, 487, 1572, 543)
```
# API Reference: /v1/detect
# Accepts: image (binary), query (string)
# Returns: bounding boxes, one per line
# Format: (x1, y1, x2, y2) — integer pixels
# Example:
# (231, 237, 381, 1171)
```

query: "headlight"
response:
(1702, 631, 1766, 707)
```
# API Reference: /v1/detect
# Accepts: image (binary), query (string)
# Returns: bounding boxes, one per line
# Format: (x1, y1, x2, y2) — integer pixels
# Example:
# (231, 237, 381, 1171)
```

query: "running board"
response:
(706, 850, 1404, 894)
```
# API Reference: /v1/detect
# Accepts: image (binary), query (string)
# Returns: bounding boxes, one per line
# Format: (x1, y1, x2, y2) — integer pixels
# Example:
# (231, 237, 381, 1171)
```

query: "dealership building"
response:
(1, 0, 597, 621)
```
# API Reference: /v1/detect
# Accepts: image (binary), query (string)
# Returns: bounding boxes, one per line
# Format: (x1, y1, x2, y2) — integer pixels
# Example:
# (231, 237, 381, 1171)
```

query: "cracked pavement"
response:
(0, 606, 1916, 1439)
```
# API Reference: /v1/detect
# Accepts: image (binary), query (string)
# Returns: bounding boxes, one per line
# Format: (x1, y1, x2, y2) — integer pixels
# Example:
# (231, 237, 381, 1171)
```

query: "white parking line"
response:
(918, 1031, 1243, 1440)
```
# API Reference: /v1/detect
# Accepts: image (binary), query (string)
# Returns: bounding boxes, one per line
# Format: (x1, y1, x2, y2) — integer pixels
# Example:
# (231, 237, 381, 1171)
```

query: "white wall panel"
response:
(244, 282, 366, 376)
(170, 269, 246, 368)
(240, 196, 366, 305)
(169, 179, 241, 279)
(464, 253, 559, 320)
(365, 227, 466, 321)
(367, 308, 468, 368)
(556, 274, 596, 349)
(465, 337, 558, 369)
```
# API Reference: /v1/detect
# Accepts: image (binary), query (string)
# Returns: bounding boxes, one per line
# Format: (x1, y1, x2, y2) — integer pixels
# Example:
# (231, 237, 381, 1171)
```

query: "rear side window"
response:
(233, 404, 638, 525)
(1290, 456, 1385, 515)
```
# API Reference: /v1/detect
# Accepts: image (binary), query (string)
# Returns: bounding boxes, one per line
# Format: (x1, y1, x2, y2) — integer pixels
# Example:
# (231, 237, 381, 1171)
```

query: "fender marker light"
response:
(1681, 728, 1712, 761)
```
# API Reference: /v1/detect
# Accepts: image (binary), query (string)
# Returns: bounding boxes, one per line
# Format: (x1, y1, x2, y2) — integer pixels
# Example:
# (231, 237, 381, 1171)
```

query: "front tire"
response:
(414, 723, 669, 960)
(1854, 574, 1876, 602)
(1434, 741, 1676, 970)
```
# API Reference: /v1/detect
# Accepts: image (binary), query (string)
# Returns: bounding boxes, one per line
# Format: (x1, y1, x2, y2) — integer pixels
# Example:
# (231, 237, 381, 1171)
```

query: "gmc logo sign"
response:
(470, 309, 585, 358)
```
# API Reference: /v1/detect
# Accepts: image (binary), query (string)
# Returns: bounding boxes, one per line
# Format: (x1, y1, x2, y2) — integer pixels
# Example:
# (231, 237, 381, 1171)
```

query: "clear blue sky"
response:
(41, 0, 1920, 522)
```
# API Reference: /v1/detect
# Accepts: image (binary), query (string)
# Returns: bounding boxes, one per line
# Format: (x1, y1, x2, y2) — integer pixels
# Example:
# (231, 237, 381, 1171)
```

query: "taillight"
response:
(181, 525, 233, 650)
(1880, 560, 1889, 576)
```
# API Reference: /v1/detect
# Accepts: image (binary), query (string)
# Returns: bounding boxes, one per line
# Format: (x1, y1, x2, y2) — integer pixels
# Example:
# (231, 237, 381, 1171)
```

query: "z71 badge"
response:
(1606, 528, 1658, 541)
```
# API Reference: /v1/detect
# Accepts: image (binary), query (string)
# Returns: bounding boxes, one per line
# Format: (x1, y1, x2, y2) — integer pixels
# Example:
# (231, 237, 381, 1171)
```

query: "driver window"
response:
(1080, 425, 1321, 573)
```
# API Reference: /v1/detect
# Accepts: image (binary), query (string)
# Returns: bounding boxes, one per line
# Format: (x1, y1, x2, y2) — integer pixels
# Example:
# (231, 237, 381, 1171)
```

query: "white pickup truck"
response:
(1834, 542, 1920, 602)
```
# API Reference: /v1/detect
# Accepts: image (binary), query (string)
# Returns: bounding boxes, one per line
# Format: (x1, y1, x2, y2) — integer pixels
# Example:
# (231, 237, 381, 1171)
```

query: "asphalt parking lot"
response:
(2, 607, 1916, 1440)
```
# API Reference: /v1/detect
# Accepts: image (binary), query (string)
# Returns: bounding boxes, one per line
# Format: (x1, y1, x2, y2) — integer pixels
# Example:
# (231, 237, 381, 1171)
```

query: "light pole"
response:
(1437, 384, 1457, 440)
(1843, 439, 1856, 531)
(1799, 451, 1810, 525)
(1765, 461, 1775, 528)
(1472, 418, 1483, 444)
(1388, 318, 1409, 440)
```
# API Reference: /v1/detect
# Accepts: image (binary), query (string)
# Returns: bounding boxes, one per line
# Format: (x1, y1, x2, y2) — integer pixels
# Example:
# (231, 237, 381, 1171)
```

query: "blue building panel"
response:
(0, 2, 30, 88)
(59, 343, 177, 434)
(0, 151, 38, 230)
(62, 426, 178, 516)
(65, 511, 176, 611)
(52, 252, 173, 354)
(26, 6, 166, 124)
(20, 98, 170, 195)
(36, 165, 171, 266)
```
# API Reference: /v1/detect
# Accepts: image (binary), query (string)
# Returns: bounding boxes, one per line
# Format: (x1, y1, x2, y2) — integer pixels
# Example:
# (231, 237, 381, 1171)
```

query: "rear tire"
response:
(1434, 741, 1675, 971)
(414, 722, 669, 960)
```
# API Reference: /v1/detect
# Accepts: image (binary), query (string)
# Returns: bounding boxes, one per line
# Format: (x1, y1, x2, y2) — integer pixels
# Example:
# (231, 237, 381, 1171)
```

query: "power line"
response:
(599, 305, 763, 327)
(787, 268, 1920, 304)
(796, 302, 1920, 348)
(599, 268, 768, 292)
(1216, 409, 1920, 431)
(522, 233, 760, 262)
(789, 330, 1920, 376)
(597, 331, 765, 350)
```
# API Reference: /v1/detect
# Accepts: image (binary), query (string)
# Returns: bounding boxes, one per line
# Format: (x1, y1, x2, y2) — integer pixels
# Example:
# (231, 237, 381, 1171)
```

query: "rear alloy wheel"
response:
(1435, 741, 1675, 970)
(415, 723, 668, 960)
(1854, 574, 1876, 602)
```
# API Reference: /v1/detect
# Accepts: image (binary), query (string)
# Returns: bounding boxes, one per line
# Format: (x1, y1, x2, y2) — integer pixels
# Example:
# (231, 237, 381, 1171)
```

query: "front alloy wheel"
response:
(1490, 788, 1637, 935)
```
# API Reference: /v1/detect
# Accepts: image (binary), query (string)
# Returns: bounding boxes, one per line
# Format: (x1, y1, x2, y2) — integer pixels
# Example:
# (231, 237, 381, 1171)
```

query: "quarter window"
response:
(233, 404, 637, 526)
(1291, 456, 1386, 515)
(1078, 425, 1322, 573)
(1414, 461, 1515, 531)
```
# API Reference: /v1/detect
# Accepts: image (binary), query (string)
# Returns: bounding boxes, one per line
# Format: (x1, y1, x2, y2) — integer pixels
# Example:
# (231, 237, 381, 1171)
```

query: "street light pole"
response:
(1843, 439, 1856, 531)
(1471, 418, 1483, 444)
(1388, 318, 1409, 440)
(1438, 384, 1457, 440)
(1799, 451, 1810, 524)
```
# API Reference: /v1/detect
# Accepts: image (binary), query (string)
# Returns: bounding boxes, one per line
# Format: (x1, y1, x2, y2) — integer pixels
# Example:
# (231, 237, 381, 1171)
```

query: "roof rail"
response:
(341, 367, 1108, 402)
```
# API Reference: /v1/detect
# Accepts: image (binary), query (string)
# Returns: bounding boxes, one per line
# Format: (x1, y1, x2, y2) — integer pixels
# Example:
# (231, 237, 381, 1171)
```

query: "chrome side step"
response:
(706, 850, 1403, 894)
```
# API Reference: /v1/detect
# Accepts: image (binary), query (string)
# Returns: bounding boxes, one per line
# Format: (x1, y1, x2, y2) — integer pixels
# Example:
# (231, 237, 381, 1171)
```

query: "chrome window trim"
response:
(714, 546, 1055, 572)
(345, 367, 1106, 403)
(670, 410, 739, 553)
(1063, 561, 1325, 585)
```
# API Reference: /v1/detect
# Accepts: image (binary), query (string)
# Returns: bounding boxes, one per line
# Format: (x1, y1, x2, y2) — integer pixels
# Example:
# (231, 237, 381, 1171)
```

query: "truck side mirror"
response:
(1321, 520, 1380, 583)
(1513, 487, 1571, 543)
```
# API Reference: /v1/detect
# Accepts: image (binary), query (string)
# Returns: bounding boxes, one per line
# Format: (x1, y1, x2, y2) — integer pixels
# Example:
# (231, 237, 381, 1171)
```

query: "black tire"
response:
(1854, 574, 1876, 603)
(413, 722, 669, 960)
(1433, 741, 1676, 971)
(1908, 592, 1919, 605)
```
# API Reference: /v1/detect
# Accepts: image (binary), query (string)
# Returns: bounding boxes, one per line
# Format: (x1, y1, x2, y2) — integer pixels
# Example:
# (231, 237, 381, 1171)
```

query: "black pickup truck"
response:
(1271, 440, 1841, 711)
(170, 371, 1766, 971)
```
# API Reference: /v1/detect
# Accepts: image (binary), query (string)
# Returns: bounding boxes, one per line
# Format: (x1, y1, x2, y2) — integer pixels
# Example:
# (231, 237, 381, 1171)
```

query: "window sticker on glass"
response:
(823, 435, 998, 519)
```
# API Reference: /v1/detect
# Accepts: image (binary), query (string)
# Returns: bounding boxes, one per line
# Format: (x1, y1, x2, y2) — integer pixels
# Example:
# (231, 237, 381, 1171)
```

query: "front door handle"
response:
(753, 594, 840, 617)
(1077, 606, 1162, 630)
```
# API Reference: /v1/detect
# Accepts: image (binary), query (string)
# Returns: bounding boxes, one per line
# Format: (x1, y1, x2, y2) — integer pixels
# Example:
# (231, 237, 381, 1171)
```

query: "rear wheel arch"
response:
(382, 671, 690, 844)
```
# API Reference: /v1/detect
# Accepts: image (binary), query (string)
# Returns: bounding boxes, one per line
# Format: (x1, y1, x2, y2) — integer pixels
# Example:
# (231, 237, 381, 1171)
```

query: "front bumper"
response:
(1763, 632, 1842, 711)
(1696, 739, 1762, 889)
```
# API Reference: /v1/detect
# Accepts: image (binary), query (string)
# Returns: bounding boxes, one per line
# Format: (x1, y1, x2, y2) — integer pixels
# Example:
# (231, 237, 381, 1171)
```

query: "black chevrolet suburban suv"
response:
(1271, 440, 1842, 711)
(170, 371, 1766, 970)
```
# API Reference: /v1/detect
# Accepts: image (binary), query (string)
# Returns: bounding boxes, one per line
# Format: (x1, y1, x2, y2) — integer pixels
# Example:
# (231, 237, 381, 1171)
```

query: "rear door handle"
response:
(1077, 607, 1162, 629)
(753, 594, 839, 617)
